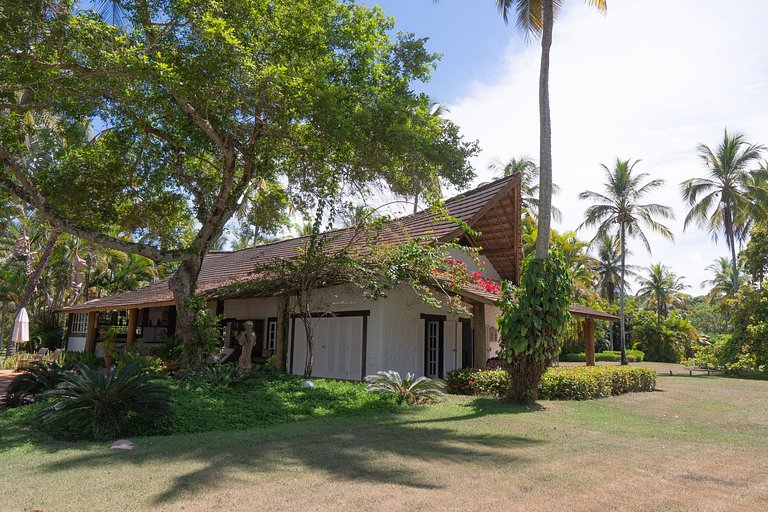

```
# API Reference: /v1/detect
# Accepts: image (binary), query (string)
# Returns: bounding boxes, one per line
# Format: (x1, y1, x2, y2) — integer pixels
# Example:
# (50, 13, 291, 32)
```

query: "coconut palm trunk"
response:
(619, 224, 628, 365)
(724, 205, 740, 293)
(534, 0, 554, 260)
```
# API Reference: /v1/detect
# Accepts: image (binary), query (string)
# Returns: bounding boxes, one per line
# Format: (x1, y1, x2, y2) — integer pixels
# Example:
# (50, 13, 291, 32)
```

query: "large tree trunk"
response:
(619, 225, 628, 365)
(505, 354, 549, 405)
(534, 0, 554, 260)
(169, 255, 204, 368)
(301, 313, 314, 378)
(6, 229, 59, 356)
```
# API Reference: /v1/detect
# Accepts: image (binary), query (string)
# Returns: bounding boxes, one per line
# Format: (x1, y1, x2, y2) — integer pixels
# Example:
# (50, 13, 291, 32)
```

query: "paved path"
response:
(0, 370, 17, 401)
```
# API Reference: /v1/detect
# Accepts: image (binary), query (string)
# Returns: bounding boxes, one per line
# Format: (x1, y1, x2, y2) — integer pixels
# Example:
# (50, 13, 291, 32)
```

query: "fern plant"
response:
(365, 370, 445, 405)
(39, 363, 173, 440)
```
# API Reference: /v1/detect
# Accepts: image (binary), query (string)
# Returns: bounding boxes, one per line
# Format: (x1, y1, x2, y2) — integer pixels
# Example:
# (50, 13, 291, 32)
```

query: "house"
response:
(60, 175, 615, 379)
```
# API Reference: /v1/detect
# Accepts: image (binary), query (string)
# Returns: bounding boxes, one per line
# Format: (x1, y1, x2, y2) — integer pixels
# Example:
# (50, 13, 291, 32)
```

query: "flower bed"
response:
(446, 365, 656, 400)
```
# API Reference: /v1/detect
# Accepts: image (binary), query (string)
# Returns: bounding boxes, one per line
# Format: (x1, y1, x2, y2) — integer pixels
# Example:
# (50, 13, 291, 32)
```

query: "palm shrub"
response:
(175, 364, 253, 389)
(39, 363, 173, 440)
(498, 251, 573, 404)
(364, 370, 445, 405)
(2, 362, 70, 408)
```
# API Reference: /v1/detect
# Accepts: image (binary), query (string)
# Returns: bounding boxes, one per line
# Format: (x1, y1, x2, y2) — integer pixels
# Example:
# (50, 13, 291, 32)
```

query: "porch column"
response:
(84, 311, 99, 353)
(473, 302, 487, 369)
(275, 296, 290, 371)
(584, 318, 596, 366)
(126, 308, 139, 348)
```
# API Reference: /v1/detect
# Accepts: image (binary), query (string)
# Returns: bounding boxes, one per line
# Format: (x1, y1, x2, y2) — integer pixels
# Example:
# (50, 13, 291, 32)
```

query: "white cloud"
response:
(447, 0, 768, 291)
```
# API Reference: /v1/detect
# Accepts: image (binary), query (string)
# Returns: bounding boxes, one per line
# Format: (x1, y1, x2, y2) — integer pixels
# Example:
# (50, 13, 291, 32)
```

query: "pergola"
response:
(569, 304, 619, 366)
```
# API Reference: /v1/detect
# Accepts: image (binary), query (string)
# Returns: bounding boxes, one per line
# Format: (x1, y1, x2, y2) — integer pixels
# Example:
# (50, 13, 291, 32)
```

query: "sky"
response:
(362, 0, 768, 293)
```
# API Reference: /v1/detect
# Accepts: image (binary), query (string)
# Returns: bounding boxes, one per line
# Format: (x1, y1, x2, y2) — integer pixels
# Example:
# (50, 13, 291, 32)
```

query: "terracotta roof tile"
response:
(61, 176, 518, 313)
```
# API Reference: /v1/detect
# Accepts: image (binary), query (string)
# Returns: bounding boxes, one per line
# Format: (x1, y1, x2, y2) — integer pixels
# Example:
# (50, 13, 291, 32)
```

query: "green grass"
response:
(6, 370, 401, 438)
(2, 374, 768, 511)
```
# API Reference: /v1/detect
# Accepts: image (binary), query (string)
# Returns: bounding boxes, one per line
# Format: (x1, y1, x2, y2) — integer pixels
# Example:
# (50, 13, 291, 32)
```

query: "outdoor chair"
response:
(207, 348, 235, 364)
(46, 348, 63, 365)
(15, 347, 49, 371)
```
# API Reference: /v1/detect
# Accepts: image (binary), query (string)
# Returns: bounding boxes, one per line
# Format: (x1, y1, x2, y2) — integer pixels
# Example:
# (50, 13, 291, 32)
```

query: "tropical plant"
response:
(681, 129, 767, 293)
(579, 158, 674, 364)
(636, 263, 688, 321)
(497, 251, 573, 404)
(702, 257, 741, 305)
(2, 361, 70, 408)
(595, 235, 635, 305)
(488, 156, 562, 221)
(364, 370, 445, 405)
(39, 362, 173, 440)
(175, 364, 253, 389)
(741, 222, 768, 283)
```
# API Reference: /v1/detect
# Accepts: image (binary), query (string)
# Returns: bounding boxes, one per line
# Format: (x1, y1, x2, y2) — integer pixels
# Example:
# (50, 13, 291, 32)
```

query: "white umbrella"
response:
(8, 307, 29, 356)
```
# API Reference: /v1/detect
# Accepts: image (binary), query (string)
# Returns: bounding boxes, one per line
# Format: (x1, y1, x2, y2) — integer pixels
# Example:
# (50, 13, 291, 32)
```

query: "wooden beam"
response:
(584, 318, 596, 367)
(84, 311, 99, 353)
(512, 180, 522, 285)
(126, 308, 139, 348)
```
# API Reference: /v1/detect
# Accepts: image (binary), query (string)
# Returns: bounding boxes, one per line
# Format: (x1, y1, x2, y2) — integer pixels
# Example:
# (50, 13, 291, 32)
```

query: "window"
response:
(266, 318, 277, 356)
(71, 313, 88, 335)
(426, 321, 439, 377)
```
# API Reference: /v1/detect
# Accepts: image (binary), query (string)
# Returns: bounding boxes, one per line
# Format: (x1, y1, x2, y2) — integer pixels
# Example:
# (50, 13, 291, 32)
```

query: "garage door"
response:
(291, 315, 365, 380)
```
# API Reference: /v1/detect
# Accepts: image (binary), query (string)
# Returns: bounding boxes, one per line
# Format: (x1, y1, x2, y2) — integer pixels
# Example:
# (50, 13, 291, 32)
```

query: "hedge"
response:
(562, 350, 645, 363)
(539, 366, 657, 400)
(446, 366, 656, 400)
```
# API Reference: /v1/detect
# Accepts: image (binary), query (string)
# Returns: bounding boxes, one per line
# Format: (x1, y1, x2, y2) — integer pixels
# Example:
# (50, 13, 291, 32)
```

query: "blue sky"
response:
(360, 1, 517, 104)
(364, 1, 768, 291)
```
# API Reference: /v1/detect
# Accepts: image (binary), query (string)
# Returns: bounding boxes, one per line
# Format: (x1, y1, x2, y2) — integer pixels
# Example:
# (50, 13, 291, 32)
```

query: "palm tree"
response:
(488, 156, 562, 221)
(594, 234, 635, 305)
(636, 263, 688, 322)
(579, 158, 674, 364)
(497, 0, 607, 258)
(702, 256, 740, 304)
(681, 130, 767, 293)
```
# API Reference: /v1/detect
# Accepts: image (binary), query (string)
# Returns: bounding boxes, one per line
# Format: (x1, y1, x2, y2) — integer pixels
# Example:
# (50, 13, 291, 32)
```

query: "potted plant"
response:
(100, 328, 120, 369)
(159, 336, 182, 371)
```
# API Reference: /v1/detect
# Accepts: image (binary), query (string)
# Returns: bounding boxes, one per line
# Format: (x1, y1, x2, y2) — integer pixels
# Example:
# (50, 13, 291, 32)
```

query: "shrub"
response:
(364, 370, 445, 405)
(62, 351, 101, 369)
(174, 363, 254, 389)
(445, 368, 509, 396)
(38, 362, 173, 440)
(446, 366, 656, 400)
(562, 350, 645, 363)
(116, 344, 164, 374)
(538, 366, 657, 400)
(2, 362, 70, 408)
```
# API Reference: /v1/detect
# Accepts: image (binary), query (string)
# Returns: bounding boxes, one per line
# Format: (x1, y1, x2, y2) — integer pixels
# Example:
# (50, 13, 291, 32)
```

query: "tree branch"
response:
(0, 145, 189, 264)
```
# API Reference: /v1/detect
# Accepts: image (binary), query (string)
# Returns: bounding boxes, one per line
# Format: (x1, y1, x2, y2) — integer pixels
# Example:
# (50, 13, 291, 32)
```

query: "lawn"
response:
(2, 374, 768, 511)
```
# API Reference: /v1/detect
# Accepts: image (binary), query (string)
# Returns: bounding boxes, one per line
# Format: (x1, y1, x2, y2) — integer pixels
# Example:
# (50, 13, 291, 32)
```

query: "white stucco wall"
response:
(67, 336, 86, 352)
(222, 297, 280, 320)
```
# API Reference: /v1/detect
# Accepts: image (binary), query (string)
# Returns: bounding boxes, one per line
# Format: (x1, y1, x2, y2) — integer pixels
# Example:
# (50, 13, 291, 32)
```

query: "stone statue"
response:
(237, 321, 257, 373)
